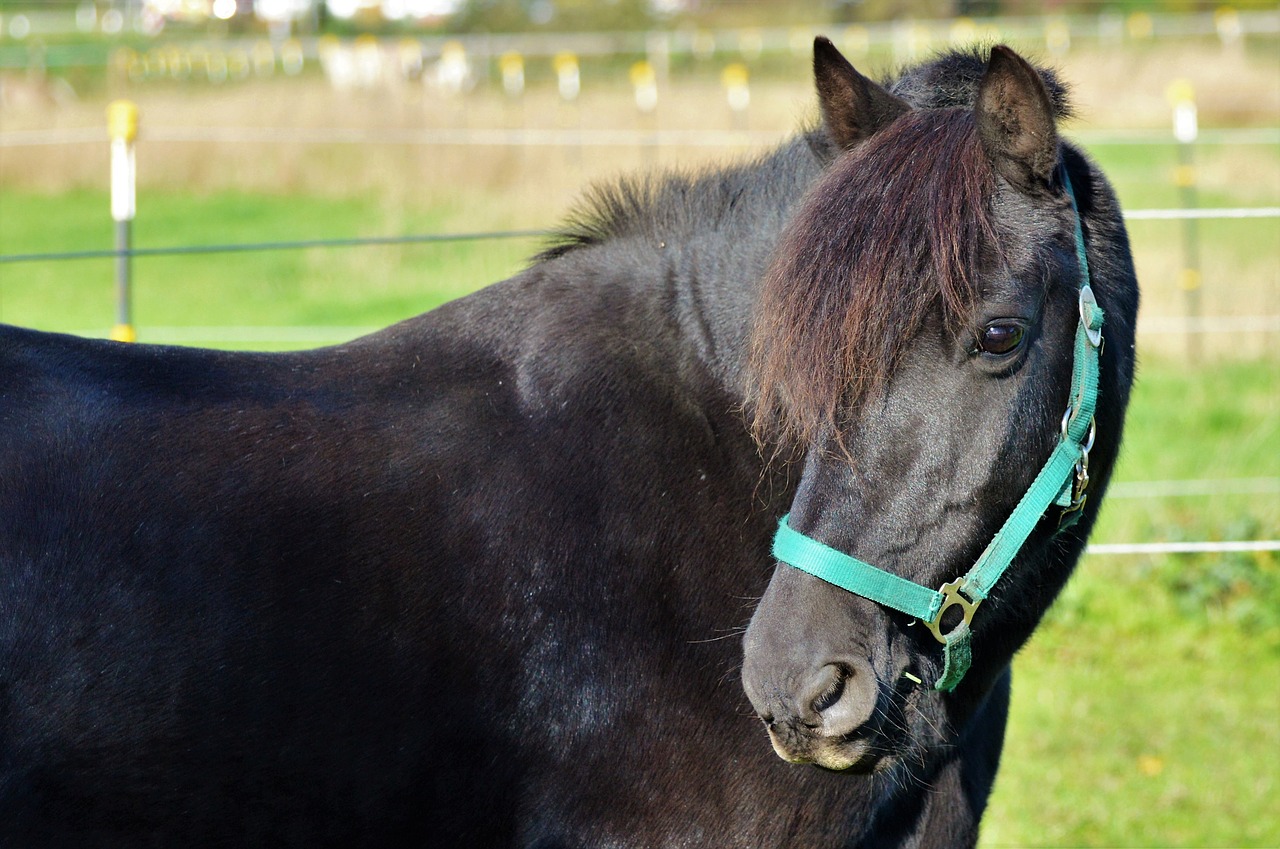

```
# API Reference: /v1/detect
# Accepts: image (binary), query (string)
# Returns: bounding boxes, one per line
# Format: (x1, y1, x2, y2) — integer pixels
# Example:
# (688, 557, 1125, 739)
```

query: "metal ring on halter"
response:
(1081, 417, 1096, 455)
(1060, 407, 1097, 451)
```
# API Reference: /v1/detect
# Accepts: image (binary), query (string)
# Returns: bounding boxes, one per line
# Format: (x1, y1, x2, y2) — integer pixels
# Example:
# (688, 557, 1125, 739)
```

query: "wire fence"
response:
(1, 205, 1274, 264)
(1, 207, 1275, 340)
(77, 317, 1277, 347)
(0, 229, 544, 264)
(1107, 477, 1280, 499)
(1086, 540, 1280, 555)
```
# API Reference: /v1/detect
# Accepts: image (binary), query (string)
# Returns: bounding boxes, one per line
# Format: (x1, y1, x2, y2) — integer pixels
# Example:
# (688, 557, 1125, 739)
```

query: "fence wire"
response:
(1087, 541, 1280, 555)
(0, 230, 545, 265)
(1, 208, 1274, 266)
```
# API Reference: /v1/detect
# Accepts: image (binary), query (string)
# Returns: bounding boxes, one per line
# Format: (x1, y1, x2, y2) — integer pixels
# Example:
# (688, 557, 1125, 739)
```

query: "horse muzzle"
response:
(745, 655, 894, 773)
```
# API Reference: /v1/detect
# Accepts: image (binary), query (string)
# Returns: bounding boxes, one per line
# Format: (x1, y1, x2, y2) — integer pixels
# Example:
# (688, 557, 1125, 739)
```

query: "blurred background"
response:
(0, 1, 1276, 846)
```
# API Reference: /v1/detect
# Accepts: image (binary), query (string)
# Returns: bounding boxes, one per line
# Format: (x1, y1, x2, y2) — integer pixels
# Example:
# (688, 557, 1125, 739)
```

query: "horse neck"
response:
(642, 133, 830, 402)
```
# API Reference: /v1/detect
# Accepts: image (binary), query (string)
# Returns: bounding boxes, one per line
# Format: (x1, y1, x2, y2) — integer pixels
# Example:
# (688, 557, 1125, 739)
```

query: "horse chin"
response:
(766, 727, 896, 775)
(812, 746, 893, 775)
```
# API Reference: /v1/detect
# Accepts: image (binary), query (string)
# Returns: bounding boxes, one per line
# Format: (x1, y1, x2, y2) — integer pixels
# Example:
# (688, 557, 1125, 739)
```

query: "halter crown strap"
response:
(771, 164, 1103, 693)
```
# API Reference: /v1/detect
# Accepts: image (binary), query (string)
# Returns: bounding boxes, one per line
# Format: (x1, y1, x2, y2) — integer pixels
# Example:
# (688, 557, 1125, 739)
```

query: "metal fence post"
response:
(1167, 80, 1201, 362)
(107, 100, 138, 343)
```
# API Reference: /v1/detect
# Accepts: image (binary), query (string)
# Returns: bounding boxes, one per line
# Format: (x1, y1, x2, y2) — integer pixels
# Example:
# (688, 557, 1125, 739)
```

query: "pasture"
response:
(1, 24, 1277, 846)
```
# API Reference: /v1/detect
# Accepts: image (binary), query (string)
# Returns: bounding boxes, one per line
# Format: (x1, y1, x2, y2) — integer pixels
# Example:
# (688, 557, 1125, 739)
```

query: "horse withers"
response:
(0, 39, 1136, 847)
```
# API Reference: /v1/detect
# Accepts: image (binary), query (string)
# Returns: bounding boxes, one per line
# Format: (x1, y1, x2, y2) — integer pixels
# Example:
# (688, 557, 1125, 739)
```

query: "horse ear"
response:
(975, 45, 1059, 194)
(814, 36, 911, 150)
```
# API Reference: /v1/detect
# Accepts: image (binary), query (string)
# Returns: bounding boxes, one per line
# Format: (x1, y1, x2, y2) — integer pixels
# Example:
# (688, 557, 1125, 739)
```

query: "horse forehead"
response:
(987, 186, 1069, 258)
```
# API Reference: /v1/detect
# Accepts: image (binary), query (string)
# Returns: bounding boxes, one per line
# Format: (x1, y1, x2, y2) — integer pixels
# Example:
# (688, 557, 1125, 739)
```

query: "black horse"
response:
(0, 40, 1136, 847)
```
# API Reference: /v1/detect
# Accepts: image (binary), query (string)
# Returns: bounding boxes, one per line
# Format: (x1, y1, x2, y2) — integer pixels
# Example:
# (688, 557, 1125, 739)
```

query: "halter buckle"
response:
(1058, 415, 1095, 529)
(1079, 285, 1103, 348)
(925, 579, 981, 645)
(1059, 493, 1088, 530)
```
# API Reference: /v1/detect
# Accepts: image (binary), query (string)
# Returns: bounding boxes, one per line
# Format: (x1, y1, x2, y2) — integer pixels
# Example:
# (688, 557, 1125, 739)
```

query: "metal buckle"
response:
(1058, 414, 1095, 528)
(1079, 285, 1103, 348)
(1071, 459, 1091, 505)
(925, 579, 981, 645)
(1058, 493, 1087, 530)
(1060, 459, 1090, 522)
(1072, 417, 1095, 495)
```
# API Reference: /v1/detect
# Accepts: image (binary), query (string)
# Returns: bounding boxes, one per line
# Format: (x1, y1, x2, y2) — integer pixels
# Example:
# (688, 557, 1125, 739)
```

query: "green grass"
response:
(0, 189, 538, 345)
(1080, 140, 1280, 209)
(981, 356, 1279, 848)
(2, 184, 1277, 846)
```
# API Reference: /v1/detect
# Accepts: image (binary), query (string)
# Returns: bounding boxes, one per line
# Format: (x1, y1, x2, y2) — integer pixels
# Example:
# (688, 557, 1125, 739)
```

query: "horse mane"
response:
(534, 133, 831, 262)
(537, 48, 1071, 267)
(748, 107, 999, 448)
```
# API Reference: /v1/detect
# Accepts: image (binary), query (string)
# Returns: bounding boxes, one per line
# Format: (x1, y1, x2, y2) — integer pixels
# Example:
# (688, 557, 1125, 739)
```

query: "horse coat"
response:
(0, 41, 1137, 848)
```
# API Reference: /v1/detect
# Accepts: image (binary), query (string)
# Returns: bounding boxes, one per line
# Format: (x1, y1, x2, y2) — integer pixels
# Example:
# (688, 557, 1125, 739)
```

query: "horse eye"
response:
(976, 323, 1025, 356)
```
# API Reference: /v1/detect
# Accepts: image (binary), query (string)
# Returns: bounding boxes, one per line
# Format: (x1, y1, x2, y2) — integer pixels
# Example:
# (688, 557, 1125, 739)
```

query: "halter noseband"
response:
(771, 164, 1104, 692)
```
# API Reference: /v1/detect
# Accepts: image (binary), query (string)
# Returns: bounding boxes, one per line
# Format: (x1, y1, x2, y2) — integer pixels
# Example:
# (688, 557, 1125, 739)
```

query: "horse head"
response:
(741, 40, 1137, 773)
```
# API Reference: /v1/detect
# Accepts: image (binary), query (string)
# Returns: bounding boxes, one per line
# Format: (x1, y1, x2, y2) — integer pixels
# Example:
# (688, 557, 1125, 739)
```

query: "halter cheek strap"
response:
(771, 165, 1104, 692)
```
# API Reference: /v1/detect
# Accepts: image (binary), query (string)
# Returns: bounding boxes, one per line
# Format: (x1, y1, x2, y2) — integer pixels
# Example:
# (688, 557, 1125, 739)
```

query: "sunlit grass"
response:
(0, 189, 537, 345)
(983, 355, 1279, 848)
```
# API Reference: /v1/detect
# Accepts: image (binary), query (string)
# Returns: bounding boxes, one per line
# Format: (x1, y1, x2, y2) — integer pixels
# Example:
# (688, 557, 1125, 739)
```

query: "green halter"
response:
(771, 165, 1104, 692)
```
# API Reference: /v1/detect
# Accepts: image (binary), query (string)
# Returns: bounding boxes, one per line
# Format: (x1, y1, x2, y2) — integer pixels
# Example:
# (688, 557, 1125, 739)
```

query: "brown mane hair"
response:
(749, 107, 999, 449)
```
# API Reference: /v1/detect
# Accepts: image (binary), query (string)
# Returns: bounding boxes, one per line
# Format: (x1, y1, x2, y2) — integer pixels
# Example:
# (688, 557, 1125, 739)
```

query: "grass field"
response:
(0, 189, 537, 338)
(1, 32, 1278, 846)
(984, 356, 1279, 848)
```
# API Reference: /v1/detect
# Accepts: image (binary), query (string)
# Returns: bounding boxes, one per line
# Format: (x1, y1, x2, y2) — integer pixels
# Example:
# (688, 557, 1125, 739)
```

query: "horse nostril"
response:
(809, 664, 848, 716)
(796, 658, 878, 738)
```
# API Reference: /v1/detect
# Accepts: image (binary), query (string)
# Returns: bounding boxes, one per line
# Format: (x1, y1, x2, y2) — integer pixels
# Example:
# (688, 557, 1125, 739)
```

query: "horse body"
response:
(0, 140, 844, 846)
(0, 42, 1136, 848)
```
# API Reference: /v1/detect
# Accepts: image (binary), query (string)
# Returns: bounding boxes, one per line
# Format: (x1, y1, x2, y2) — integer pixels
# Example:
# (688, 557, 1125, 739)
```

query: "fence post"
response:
(107, 100, 138, 343)
(631, 59, 658, 168)
(721, 62, 749, 131)
(553, 52, 580, 166)
(1167, 79, 1200, 362)
(499, 51, 524, 99)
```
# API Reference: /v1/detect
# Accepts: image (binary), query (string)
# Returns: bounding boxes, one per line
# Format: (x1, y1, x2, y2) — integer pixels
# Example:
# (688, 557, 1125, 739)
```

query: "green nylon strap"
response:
(934, 623, 972, 692)
(772, 517, 944, 623)
(961, 440, 1082, 601)
(770, 164, 1102, 694)
(1064, 165, 1103, 447)
(1067, 168, 1093, 284)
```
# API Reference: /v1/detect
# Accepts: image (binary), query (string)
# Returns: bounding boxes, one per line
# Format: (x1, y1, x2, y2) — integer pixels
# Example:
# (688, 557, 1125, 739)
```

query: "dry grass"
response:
(4, 36, 1273, 192)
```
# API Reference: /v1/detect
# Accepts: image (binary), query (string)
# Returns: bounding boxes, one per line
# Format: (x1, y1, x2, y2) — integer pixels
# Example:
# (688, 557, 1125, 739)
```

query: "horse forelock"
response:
(749, 107, 998, 449)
